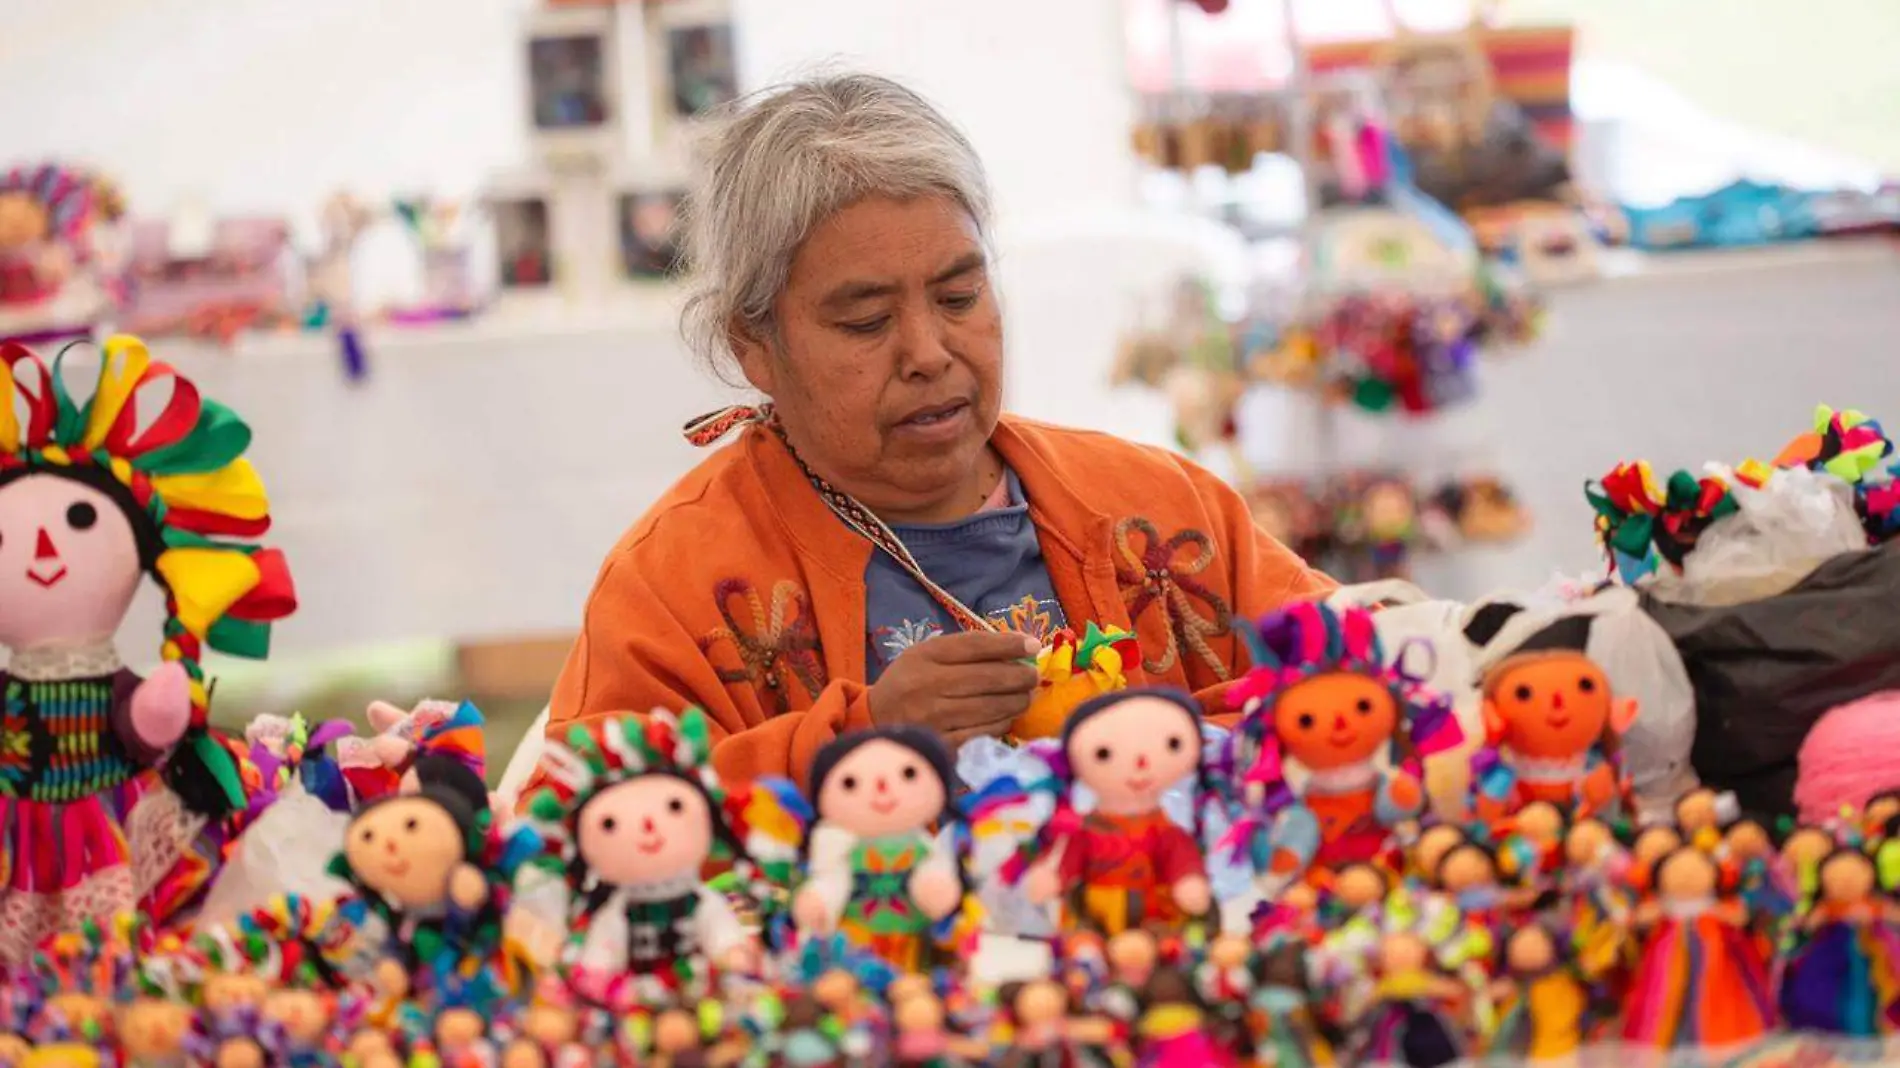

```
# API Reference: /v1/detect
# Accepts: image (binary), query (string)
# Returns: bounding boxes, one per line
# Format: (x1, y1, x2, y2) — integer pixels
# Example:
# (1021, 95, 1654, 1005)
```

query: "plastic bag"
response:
(195, 782, 353, 925)
(1647, 465, 1867, 607)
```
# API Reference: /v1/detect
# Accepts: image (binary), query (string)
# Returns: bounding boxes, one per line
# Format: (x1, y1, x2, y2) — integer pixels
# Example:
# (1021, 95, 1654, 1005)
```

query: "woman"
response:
(543, 73, 1333, 788)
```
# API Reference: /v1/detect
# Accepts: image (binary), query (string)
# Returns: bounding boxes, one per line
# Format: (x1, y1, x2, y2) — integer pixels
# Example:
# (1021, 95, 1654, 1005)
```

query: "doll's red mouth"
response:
(869, 798, 899, 814)
(1328, 731, 1358, 749)
(1546, 714, 1571, 731)
(636, 835, 667, 855)
(26, 566, 66, 588)
(1125, 775, 1155, 793)
(382, 858, 411, 878)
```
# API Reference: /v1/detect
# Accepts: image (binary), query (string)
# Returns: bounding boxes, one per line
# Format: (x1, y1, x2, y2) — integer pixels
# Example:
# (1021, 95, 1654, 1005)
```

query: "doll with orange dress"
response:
(1621, 845, 1776, 1052)
(1467, 614, 1638, 827)
(1223, 602, 1464, 885)
(1014, 689, 1214, 937)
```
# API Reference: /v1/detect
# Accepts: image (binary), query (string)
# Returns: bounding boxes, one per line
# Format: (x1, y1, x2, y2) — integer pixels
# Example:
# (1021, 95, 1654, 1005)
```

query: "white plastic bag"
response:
(1648, 465, 1867, 607)
(195, 782, 353, 925)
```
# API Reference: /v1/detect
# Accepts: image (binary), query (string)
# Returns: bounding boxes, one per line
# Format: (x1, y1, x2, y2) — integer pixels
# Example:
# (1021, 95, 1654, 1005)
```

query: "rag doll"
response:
(527, 709, 755, 1006)
(1485, 921, 1589, 1062)
(794, 727, 968, 971)
(0, 166, 89, 307)
(184, 955, 277, 1068)
(117, 997, 194, 1068)
(339, 698, 488, 807)
(1351, 932, 1469, 1068)
(1134, 966, 1239, 1068)
(1621, 845, 1774, 1051)
(1225, 603, 1462, 883)
(1017, 689, 1213, 936)
(1468, 614, 1638, 826)
(1246, 942, 1337, 1068)
(256, 986, 341, 1068)
(327, 778, 538, 1008)
(1011, 624, 1139, 741)
(0, 335, 295, 958)
(1777, 846, 1900, 1037)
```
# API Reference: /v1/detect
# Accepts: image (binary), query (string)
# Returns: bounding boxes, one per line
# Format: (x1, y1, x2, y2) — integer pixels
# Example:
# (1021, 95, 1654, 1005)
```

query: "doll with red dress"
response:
(1222, 602, 1463, 886)
(1621, 845, 1776, 1051)
(1013, 689, 1214, 937)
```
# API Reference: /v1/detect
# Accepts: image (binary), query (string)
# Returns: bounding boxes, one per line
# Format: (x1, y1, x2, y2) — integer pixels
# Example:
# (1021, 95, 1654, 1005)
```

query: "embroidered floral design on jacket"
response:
(699, 579, 826, 715)
(1112, 517, 1233, 680)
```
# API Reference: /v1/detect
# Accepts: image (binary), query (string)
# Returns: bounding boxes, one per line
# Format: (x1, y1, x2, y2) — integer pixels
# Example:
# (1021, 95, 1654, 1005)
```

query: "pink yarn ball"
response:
(1795, 690, 1900, 824)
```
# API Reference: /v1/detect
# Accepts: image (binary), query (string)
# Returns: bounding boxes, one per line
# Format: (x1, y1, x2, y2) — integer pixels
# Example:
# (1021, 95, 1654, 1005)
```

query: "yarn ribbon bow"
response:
(1585, 461, 1736, 581)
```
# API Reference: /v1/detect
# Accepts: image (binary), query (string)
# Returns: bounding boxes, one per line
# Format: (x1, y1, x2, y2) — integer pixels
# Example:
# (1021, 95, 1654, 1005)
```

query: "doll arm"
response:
(1374, 770, 1426, 826)
(1154, 821, 1208, 885)
(694, 886, 749, 959)
(111, 667, 183, 764)
(574, 893, 630, 974)
(801, 823, 858, 922)
(1267, 804, 1321, 877)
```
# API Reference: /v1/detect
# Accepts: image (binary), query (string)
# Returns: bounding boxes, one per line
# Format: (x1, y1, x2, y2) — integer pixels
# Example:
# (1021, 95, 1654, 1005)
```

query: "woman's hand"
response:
(869, 631, 1040, 747)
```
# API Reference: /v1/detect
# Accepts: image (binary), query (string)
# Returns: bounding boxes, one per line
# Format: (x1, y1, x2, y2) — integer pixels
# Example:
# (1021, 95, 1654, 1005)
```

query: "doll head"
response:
(653, 1009, 698, 1054)
(1631, 825, 1683, 873)
(1331, 862, 1391, 912)
(1781, 827, 1835, 878)
(1208, 934, 1251, 972)
(338, 787, 480, 910)
(1564, 818, 1615, 868)
(810, 727, 955, 839)
(201, 971, 271, 1016)
(1106, 929, 1159, 986)
(1414, 824, 1468, 880)
(403, 753, 492, 815)
(1060, 688, 1203, 816)
(1436, 841, 1500, 893)
(1653, 846, 1719, 903)
(118, 998, 191, 1060)
(1865, 791, 1900, 832)
(0, 337, 296, 817)
(811, 969, 861, 1013)
(1514, 801, 1566, 849)
(1479, 616, 1633, 763)
(260, 988, 330, 1047)
(575, 771, 717, 886)
(1014, 980, 1068, 1028)
(1818, 848, 1877, 907)
(528, 709, 742, 900)
(1254, 942, 1309, 991)
(1723, 817, 1774, 863)
(1503, 923, 1557, 975)
(1377, 931, 1435, 975)
(1234, 603, 1460, 791)
(0, 167, 89, 253)
(894, 991, 945, 1035)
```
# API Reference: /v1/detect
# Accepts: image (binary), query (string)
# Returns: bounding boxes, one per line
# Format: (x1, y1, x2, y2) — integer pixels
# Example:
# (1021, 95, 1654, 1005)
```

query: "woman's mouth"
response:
(893, 400, 972, 441)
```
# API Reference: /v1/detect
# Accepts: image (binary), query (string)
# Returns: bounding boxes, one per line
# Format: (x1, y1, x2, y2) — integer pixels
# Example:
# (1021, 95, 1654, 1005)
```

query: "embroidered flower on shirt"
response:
(877, 619, 944, 663)
(1112, 516, 1234, 680)
(995, 595, 1060, 645)
(699, 579, 826, 715)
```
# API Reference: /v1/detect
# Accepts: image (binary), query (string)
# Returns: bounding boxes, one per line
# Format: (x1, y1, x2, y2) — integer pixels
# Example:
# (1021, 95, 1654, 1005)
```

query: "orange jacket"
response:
(543, 416, 1335, 789)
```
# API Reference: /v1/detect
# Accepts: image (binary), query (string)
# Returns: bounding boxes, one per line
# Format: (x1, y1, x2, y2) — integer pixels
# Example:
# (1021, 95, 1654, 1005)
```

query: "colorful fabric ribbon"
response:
(1585, 461, 1737, 582)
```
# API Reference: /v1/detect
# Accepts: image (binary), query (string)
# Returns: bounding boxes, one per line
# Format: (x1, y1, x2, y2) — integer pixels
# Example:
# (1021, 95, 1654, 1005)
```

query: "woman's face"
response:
(735, 195, 1004, 521)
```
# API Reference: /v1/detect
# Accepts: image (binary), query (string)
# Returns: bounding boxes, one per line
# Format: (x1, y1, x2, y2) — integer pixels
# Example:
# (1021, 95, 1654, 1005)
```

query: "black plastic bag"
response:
(1641, 540, 1900, 817)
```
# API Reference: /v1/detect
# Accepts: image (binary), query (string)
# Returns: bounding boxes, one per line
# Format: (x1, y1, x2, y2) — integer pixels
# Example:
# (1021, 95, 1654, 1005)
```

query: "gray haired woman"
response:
(535, 72, 1332, 788)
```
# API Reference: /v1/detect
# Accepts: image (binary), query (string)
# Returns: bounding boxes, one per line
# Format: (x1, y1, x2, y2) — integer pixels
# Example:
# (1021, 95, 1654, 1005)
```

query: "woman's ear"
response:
(728, 317, 777, 395)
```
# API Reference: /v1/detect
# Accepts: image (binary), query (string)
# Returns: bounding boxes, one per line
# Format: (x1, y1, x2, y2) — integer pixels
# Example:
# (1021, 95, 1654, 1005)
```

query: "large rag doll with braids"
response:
(0, 334, 295, 960)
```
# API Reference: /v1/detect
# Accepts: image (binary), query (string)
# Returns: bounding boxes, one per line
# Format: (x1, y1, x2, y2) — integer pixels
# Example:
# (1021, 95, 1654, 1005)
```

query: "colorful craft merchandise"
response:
(0, 333, 295, 960)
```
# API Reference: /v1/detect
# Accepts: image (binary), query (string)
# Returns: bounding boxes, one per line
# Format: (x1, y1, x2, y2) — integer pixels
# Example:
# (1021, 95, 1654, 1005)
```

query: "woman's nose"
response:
(895, 313, 954, 380)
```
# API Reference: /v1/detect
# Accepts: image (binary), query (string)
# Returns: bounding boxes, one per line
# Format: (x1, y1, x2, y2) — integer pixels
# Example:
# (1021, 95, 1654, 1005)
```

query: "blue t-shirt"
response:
(864, 471, 1068, 681)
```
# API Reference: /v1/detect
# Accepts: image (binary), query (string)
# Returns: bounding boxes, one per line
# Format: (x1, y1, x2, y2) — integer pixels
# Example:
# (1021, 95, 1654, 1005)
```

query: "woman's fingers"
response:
(939, 659, 1039, 699)
(921, 630, 1041, 665)
(934, 693, 1029, 737)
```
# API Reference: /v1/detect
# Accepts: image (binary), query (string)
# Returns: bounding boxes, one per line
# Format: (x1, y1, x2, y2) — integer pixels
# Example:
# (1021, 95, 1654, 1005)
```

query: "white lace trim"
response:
(7, 639, 123, 681)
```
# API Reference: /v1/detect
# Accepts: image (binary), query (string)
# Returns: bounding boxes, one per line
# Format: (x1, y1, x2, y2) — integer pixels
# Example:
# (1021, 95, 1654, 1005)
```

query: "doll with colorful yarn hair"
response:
(1221, 602, 1463, 885)
(0, 335, 297, 961)
(1620, 844, 1775, 1052)
(1004, 689, 1217, 938)
(1777, 844, 1900, 1038)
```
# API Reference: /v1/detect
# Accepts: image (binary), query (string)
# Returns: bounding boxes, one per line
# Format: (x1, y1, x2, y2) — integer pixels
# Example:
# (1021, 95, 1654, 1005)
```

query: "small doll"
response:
(1011, 624, 1139, 741)
(1485, 921, 1590, 1063)
(1225, 603, 1463, 883)
(1673, 787, 1739, 853)
(184, 935, 280, 1068)
(1246, 942, 1337, 1068)
(117, 997, 193, 1068)
(528, 709, 756, 1006)
(339, 698, 488, 807)
(256, 986, 340, 1068)
(1468, 614, 1638, 826)
(1351, 932, 1469, 1068)
(794, 726, 969, 971)
(1133, 966, 1239, 1068)
(1621, 845, 1775, 1051)
(1411, 824, 1469, 885)
(0, 335, 297, 958)
(1018, 689, 1213, 936)
(1777, 846, 1900, 1036)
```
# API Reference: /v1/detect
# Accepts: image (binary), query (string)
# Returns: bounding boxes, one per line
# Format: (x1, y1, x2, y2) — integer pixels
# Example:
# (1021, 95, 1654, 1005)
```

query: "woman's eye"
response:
(838, 316, 890, 336)
(939, 290, 979, 312)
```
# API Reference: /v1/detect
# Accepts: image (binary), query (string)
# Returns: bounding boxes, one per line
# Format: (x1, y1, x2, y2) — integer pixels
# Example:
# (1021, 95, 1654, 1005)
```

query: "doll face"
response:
(1414, 825, 1466, 878)
(812, 970, 860, 1012)
(1362, 483, 1414, 539)
(343, 796, 467, 908)
(0, 193, 48, 248)
(1333, 863, 1387, 910)
(1632, 826, 1682, 871)
(815, 738, 947, 838)
(1516, 801, 1565, 845)
(262, 989, 330, 1044)
(47, 993, 108, 1031)
(1725, 820, 1771, 862)
(576, 775, 714, 887)
(895, 994, 944, 1034)
(1107, 929, 1158, 982)
(1820, 852, 1875, 905)
(1565, 820, 1613, 867)
(1675, 789, 1718, 833)
(1656, 849, 1717, 901)
(1782, 829, 1833, 874)
(0, 475, 144, 650)
(1865, 794, 1900, 829)
(1067, 695, 1201, 815)
(1379, 933, 1432, 975)
(523, 1005, 578, 1045)
(1273, 672, 1398, 770)
(202, 973, 270, 1015)
(1486, 654, 1613, 760)
(1438, 845, 1498, 893)
(1505, 925, 1555, 974)
(1016, 981, 1067, 1025)
(119, 999, 191, 1058)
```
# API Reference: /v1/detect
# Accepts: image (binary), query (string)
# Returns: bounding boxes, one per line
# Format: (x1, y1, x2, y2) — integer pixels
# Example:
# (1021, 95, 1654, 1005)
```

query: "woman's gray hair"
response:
(679, 72, 994, 380)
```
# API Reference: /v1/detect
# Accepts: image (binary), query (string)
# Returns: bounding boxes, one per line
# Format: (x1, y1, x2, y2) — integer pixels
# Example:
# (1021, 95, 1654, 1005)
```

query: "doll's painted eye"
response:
(1354, 698, 1373, 715)
(359, 828, 375, 843)
(1166, 735, 1183, 753)
(901, 764, 919, 781)
(1514, 684, 1533, 702)
(667, 798, 685, 814)
(1297, 713, 1315, 730)
(1094, 746, 1112, 763)
(404, 817, 419, 833)
(840, 776, 858, 793)
(66, 502, 97, 530)
(1577, 676, 1597, 693)
(600, 816, 617, 833)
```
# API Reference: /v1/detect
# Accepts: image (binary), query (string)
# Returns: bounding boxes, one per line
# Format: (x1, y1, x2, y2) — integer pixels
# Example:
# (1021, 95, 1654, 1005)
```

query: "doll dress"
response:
(840, 832, 936, 971)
